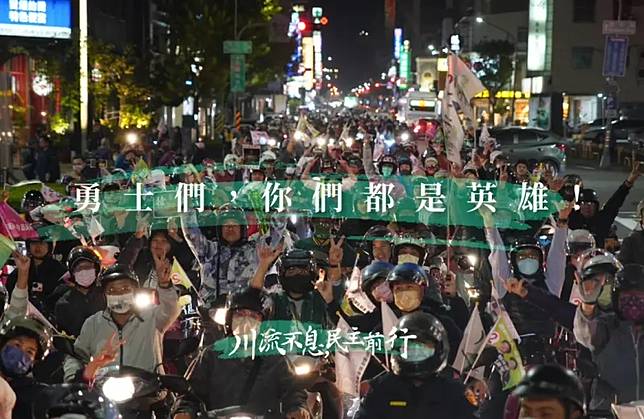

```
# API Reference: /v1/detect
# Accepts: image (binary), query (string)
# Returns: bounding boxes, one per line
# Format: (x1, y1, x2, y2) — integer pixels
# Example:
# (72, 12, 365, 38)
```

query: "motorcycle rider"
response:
(355, 312, 475, 419)
(54, 246, 106, 337)
(386, 263, 462, 362)
(568, 162, 640, 247)
(574, 263, 644, 408)
(63, 262, 180, 382)
(510, 364, 585, 419)
(176, 287, 310, 419)
(5, 227, 66, 316)
(180, 204, 258, 302)
(0, 316, 52, 419)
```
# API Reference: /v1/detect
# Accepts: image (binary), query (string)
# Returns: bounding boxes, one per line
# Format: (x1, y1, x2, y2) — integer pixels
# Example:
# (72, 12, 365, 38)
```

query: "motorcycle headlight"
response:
(294, 363, 313, 376)
(134, 292, 154, 309)
(102, 376, 135, 403)
(210, 307, 228, 326)
(230, 416, 253, 419)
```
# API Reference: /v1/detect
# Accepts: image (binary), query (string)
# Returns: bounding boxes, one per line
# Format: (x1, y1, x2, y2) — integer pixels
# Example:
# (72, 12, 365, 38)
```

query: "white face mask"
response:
(398, 254, 420, 265)
(517, 259, 540, 276)
(106, 292, 134, 314)
(74, 269, 96, 288)
(231, 316, 261, 336)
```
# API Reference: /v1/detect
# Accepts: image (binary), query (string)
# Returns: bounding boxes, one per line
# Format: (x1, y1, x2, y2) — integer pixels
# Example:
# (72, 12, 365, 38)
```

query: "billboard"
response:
(527, 0, 552, 72)
(0, 0, 71, 39)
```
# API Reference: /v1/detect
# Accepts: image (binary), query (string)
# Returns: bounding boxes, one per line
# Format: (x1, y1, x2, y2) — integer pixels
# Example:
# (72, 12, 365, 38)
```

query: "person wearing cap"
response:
(574, 263, 644, 408)
(63, 262, 180, 383)
(180, 204, 258, 302)
(619, 199, 644, 266)
(5, 225, 66, 317)
(355, 312, 475, 419)
(569, 162, 640, 247)
(510, 364, 585, 419)
(53, 246, 106, 337)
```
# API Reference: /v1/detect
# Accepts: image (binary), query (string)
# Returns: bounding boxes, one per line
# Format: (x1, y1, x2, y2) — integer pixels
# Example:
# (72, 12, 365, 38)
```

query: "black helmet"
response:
(387, 263, 430, 287)
(99, 264, 139, 288)
(578, 188, 599, 204)
(67, 246, 102, 274)
(398, 155, 412, 169)
(613, 264, 644, 320)
(224, 287, 273, 336)
(32, 383, 120, 419)
(0, 316, 52, 362)
(361, 225, 393, 255)
(563, 174, 583, 187)
(215, 204, 247, 244)
(390, 312, 449, 379)
(379, 154, 398, 173)
(277, 249, 318, 296)
(21, 190, 45, 213)
(513, 364, 585, 414)
(509, 237, 544, 281)
(566, 229, 596, 256)
(361, 261, 395, 294)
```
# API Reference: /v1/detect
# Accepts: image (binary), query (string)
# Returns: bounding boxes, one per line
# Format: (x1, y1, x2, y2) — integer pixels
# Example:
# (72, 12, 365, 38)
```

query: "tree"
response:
(153, 0, 287, 110)
(472, 40, 514, 118)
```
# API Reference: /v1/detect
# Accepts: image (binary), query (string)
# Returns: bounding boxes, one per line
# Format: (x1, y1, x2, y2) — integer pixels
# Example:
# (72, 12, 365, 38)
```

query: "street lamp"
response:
(475, 16, 484, 23)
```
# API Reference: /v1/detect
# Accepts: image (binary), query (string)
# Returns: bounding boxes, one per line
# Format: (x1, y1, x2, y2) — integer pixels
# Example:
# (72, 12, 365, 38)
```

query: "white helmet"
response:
(260, 151, 277, 166)
(566, 229, 596, 255)
(224, 154, 240, 167)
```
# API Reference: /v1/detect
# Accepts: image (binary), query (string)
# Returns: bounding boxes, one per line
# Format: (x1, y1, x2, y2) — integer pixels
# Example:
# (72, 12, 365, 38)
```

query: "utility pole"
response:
(79, 0, 89, 154)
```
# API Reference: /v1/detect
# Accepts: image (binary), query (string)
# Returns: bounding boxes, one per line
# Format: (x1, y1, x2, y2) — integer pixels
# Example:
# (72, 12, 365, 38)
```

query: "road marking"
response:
(577, 166, 596, 170)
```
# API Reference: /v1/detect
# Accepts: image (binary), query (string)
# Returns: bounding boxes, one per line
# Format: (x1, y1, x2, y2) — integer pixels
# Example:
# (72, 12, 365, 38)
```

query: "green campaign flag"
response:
(0, 234, 16, 268)
(487, 314, 525, 390)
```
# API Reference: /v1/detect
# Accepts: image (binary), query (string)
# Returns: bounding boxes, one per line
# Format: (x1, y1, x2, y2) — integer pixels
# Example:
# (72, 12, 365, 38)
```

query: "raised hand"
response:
(315, 269, 333, 304)
(627, 160, 641, 185)
(328, 236, 345, 267)
(504, 277, 528, 298)
(257, 241, 284, 268)
(153, 250, 171, 287)
(12, 250, 31, 273)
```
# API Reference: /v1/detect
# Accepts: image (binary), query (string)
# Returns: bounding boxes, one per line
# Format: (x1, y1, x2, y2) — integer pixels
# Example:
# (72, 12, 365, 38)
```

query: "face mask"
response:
(401, 342, 435, 361)
(579, 277, 605, 304)
(231, 316, 261, 336)
(618, 294, 644, 323)
(371, 282, 393, 303)
(227, 169, 235, 175)
(382, 166, 393, 177)
(398, 254, 419, 265)
(0, 345, 32, 377)
(597, 283, 614, 310)
(74, 269, 96, 288)
(517, 258, 540, 276)
(106, 292, 134, 314)
(394, 289, 422, 312)
(281, 274, 315, 296)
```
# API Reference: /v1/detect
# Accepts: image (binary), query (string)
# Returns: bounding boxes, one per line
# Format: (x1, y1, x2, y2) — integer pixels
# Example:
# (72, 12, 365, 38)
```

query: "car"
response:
(485, 126, 568, 176)
(582, 118, 644, 144)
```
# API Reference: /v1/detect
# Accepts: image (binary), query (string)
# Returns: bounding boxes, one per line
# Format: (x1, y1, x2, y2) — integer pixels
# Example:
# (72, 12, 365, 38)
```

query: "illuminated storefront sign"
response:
(0, 0, 71, 39)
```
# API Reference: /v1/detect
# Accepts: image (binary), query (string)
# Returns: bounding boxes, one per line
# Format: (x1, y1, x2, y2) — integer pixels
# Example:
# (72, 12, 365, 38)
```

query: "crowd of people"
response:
(0, 111, 643, 419)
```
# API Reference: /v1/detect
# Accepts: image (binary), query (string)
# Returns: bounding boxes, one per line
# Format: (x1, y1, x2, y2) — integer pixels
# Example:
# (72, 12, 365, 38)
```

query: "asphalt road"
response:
(565, 157, 643, 237)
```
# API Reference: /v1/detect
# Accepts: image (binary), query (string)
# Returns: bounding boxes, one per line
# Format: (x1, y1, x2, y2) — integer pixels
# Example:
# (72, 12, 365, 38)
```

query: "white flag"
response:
(453, 305, 486, 374)
(479, 125, 490, 147)
(334, 317, 371, 396)
(442, 53, 485, 166)
(88, 217, 104, 242)
(452, 54, 485, 102)
(381, 300, 399, 338)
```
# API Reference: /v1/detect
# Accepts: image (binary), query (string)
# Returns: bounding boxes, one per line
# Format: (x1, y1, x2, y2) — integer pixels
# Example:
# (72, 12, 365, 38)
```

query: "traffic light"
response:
(297, 20, 307, 32)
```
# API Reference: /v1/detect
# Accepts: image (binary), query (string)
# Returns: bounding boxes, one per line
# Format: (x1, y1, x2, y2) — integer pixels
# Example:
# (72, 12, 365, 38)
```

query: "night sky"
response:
(317, 0, 388, 91)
